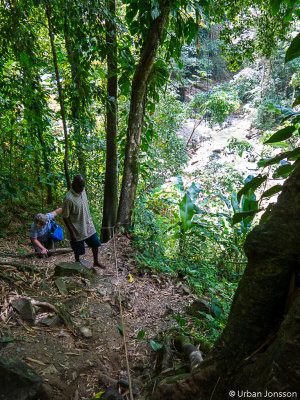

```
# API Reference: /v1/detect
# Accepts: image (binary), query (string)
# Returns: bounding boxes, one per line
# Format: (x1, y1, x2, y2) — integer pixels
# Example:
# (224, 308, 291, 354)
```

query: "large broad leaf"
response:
(179, 193, 195, 233)
(242, 196, 258, 213)
(293, 93, 300, 107)
(285, 32, 300, 63)
(264, 126, 295, 144)
(187, 182, 201, 202)
(237, 175, 267, 202)
(231, 192, 240, 213)
(273, 163, 295, 178)
(232, 210, 261, 225)
(261, 185, 283, 199)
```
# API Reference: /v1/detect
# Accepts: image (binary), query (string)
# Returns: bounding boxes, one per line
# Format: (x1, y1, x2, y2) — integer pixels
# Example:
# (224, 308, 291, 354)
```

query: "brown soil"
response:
(0, 234, 193, 399)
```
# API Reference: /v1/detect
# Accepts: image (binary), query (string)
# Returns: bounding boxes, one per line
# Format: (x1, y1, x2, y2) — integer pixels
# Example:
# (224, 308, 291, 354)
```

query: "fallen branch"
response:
(0, 261, 39, 272)
(0, 247, 74, 259)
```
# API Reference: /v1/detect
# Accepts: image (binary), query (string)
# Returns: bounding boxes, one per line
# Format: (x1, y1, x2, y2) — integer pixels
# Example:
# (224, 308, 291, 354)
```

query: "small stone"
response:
(80, 327, 92, 338)
(41, 364, 58, 376)
(38, 315, 61, 328)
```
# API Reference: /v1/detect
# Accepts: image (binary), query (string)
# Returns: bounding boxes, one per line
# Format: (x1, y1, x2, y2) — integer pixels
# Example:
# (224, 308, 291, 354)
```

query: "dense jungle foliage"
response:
(1, 0, 300, 344)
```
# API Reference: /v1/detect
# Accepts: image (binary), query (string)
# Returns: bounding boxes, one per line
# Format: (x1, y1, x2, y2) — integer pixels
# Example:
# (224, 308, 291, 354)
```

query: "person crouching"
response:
(30, 208, 62, 257)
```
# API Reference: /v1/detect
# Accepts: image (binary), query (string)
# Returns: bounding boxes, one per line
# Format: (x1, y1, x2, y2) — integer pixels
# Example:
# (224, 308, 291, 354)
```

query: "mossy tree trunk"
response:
(152, 163, 300, 399)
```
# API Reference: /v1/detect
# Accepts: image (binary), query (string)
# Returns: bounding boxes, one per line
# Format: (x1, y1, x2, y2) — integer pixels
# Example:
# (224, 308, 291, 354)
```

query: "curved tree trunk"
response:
(152, 163, 300, 399)
(117, 1, 170, 228)
(101, 0, 118, 243)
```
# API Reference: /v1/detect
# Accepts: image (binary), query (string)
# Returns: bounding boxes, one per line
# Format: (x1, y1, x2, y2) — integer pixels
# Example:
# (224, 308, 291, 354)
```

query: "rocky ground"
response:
(0, 234, 194, 399)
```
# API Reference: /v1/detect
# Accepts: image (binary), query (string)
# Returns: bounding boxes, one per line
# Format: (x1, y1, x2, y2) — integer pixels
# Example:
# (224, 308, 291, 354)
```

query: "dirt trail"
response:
(0, 235, 193, 399)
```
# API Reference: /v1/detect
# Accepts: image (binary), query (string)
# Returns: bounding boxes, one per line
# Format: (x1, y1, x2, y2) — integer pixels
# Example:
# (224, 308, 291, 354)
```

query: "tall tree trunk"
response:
(152, 163, 300, 399)
(36, 127, 53, 204)
(46, 6, 71, 190)
(101, 0, 118, 242)
(117, 2, 170, 228)
(65, 33, 87, 179)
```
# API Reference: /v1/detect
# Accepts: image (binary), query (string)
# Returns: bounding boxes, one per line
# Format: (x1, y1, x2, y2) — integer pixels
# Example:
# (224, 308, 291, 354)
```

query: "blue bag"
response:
(50, 220, 64, 242)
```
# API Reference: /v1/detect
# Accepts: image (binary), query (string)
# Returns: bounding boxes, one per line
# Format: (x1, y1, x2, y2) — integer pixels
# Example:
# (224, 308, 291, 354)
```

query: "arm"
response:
(63, 217, 77, 242)
(52, 207, 62, 217)
(31, 238, 48, 254)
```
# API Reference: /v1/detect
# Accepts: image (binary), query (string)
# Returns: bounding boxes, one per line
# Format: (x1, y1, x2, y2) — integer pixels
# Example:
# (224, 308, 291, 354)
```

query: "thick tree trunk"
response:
(46, 7, 71, 190)
(101, 0, 118, 243)
(117, 2, 170, 228)
(152, 163, 300, 399)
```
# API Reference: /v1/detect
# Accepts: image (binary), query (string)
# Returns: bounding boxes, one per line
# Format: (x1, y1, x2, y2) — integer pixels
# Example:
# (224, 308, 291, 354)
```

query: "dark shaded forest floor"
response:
(0, 233, 194, 399)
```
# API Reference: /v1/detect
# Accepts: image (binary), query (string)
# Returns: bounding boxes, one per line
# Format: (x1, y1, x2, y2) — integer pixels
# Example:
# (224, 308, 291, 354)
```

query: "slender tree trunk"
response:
(117, 2, 170, 228)
(46, 6, 71, 190)
(260, 56, 266, 98)
(36, 127, 53, 204)
(65, 33, 87, 178)
(152, 163, 300, 399)
(101, 0, 118, 242)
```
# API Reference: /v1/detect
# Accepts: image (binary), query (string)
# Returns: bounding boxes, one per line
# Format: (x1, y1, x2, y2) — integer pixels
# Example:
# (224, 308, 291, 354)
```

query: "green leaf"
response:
(237, 175, 267, 202)
(269, 0, 283, 13)
(232, 210, 261, 225)
(179, 194, 195, 233)
(118, 326, 123, 336)
(0, 337, 15, 343)
(150, 339, 163, 351)
(261, 185, 283, 199)
(231, 191, 240, 213)
(137, 329, 146, 341)
(285, 32, 300, 63)
(264, 126, 295, 144)
(93, 392, 104, 399)
(273, 163, 295, 178)
(187, 183, 201, 202)
(293, 93, 300, 107)
(258, 147, 300, 168)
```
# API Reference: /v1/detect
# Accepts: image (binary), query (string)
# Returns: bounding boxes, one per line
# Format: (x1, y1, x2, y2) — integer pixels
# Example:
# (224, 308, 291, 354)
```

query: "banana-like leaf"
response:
(179, 193, 195, 233)
(285, 32, 300, 63)
(237, 175, 267, 202)
(187, 182, 201, 202)
(264, 126, 295, 144)
(261, 185, 283, 199)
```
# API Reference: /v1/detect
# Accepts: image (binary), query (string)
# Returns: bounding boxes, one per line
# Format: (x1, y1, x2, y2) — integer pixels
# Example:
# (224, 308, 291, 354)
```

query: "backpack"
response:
(50, 220, 63, 242)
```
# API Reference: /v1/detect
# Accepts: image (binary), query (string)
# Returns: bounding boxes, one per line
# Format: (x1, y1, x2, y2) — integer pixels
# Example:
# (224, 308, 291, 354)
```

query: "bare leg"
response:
(92, 247, 105, 269)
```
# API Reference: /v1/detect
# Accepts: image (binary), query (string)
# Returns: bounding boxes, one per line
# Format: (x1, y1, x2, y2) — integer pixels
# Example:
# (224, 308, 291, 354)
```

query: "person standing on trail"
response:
(30, 208, 62, 257)
(62, 174, 105, 268)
